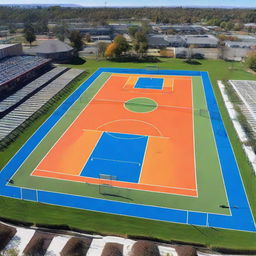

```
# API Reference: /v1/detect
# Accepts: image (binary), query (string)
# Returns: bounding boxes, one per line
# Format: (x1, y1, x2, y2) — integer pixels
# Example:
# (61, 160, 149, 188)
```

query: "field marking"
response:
(191, 78, 199, 196)
(93, 98, 192, 111)
(200, 75, 231, 216)
(96, 119, 164, 137)
(9, 181, 232, 217)
(90, 157, 142, 166)
(138, 137, 149, 184)
(104, 132, 146, 140)
(77, 131, 104, 177)
(123, 97, 158, 114)
(2, 69, 248, 229)
(204, 72, 256, 225)
(33, 168, 198, 192)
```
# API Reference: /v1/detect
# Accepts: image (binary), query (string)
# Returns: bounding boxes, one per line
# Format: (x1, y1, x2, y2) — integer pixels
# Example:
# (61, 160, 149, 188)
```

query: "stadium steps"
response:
(229, 80, 256, 136)
(0, 67, 68, 118)
(0, 68, 84, 141)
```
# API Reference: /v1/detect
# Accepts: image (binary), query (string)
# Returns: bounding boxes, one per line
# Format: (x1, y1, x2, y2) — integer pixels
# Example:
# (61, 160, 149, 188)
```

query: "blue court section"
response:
(80, 132, 148, 183)
(135, 77, 163, 90)
(188, 212, 207, 226)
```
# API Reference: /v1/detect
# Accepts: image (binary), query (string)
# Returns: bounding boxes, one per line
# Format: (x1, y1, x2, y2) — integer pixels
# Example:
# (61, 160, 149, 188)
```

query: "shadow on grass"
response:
(109, 55, 161, 63)
(184, 60, 202, 65)
(68, 57, 86, 65)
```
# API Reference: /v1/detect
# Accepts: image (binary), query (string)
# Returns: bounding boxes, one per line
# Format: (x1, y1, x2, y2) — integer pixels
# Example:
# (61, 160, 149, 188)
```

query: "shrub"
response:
(23, 231, 54, 256)
(130, 240, 160, 256)
(0, 223, 16, 251)
(61, 237, 92, 256)
(174, 245, 197, 256)
(246, 51, 256, 72)
(101, 243, 123, 256)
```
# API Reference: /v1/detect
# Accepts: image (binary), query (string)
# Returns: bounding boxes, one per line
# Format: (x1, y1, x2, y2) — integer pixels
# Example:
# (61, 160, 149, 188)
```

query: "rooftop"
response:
(31, 40, 73, 54)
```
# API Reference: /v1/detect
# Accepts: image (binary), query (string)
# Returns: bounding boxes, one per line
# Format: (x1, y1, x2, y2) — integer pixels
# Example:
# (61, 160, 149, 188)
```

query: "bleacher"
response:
(0, 67, 68, 115)
(229, 80, 256, 135)
(0, 55, 51, 88)
(0, 69, 84, 141)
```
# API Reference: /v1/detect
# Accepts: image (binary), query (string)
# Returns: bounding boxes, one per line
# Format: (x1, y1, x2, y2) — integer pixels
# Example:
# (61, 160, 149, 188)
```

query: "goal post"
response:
(99, 174, 117, 195)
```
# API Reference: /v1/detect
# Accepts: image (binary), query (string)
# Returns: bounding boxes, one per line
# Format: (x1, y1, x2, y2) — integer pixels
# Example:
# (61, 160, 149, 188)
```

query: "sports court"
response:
(0, 68, 255, 232)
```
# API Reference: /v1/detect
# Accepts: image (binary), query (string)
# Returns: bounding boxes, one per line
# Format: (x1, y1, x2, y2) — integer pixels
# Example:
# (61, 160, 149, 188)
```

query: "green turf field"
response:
(1, 58, 256, 250)
(9, 72, 229, 214)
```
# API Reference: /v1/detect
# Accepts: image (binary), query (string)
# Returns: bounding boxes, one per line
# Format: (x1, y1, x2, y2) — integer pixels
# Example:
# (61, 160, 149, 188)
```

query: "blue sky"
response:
(1, 0, 256, 7)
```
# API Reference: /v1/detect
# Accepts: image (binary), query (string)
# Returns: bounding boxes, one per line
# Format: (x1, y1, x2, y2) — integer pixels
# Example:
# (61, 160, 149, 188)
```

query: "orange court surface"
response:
(32, 73, 197, 196)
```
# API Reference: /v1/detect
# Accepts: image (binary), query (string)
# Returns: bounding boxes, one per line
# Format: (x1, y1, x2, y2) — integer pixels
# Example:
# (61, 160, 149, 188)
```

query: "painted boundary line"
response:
(0, 68, 255, 232)
(201, 72, 256, 231)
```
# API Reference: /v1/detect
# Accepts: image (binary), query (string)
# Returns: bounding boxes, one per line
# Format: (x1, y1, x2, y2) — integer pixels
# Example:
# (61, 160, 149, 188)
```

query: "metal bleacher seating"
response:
(229, 80, 256, 135)
(0, 67, 68, 114)
(0, 55, 50, 86)
(0, 69, 84, 141)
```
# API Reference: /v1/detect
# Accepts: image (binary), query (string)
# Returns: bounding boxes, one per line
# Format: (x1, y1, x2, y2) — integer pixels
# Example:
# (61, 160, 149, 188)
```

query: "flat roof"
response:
(0, 44, 18, 49)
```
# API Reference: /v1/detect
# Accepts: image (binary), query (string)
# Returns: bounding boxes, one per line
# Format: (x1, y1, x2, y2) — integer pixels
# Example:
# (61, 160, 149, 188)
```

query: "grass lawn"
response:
(0, 58, 256, 250)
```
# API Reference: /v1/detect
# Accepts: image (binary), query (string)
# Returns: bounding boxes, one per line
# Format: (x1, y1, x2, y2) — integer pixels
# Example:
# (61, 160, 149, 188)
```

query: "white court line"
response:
(138, 137, 149, 184)
(78, 131, 103, 176)
(34, 167, 197, 191)
(91, 157, 141, 166)
(96, 119, 164, 137)
(200, 74, 231, 216)
(93, 98, 192, 111)
(191, 77, 199, 196)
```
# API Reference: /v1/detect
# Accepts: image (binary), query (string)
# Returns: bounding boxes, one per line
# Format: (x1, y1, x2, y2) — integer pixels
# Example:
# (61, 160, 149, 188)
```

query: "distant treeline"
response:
(0, 6, 256, 26)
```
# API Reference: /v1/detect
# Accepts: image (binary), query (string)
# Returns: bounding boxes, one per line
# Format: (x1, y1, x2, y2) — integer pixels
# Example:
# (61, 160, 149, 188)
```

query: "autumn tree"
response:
(246, 51, 256, 72)
(105, 42, 118, 58)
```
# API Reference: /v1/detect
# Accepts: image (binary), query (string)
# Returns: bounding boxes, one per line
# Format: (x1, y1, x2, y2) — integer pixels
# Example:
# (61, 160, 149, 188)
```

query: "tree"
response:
(8, 24, 16, 34)
(85, 34, 91, 43)
(53, 23, 69, 42)
(128, 26, 139, 38)
(134, 31, 148, 58)
(187, 44, 196, 62)
(234, 23, 244, 31)
(225, 21, 234, 31)
(246, 51, 256, 71)
(68, 30, 84, 55)
(34, 19, 49, 34)
(97, 42, 109, 57)
(23, 24, 36, 47)
(105, 42, 118, 58)
(113, 34, 130, 57)
(220, 21, 227, 29)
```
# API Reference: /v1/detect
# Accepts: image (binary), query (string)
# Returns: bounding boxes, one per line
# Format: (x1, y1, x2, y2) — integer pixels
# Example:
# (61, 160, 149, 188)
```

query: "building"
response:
(148, 35, 170, 49)
(164, 35, 187, 47)
(91, 35, 112, 43)
(183, 35, 219, 48)
(75, 26, 112, 36)
(30, 39, 74, 62)
(153, 24, 206, 35)
(225, 41, 256, 49)
(0, 44, 23, 60)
